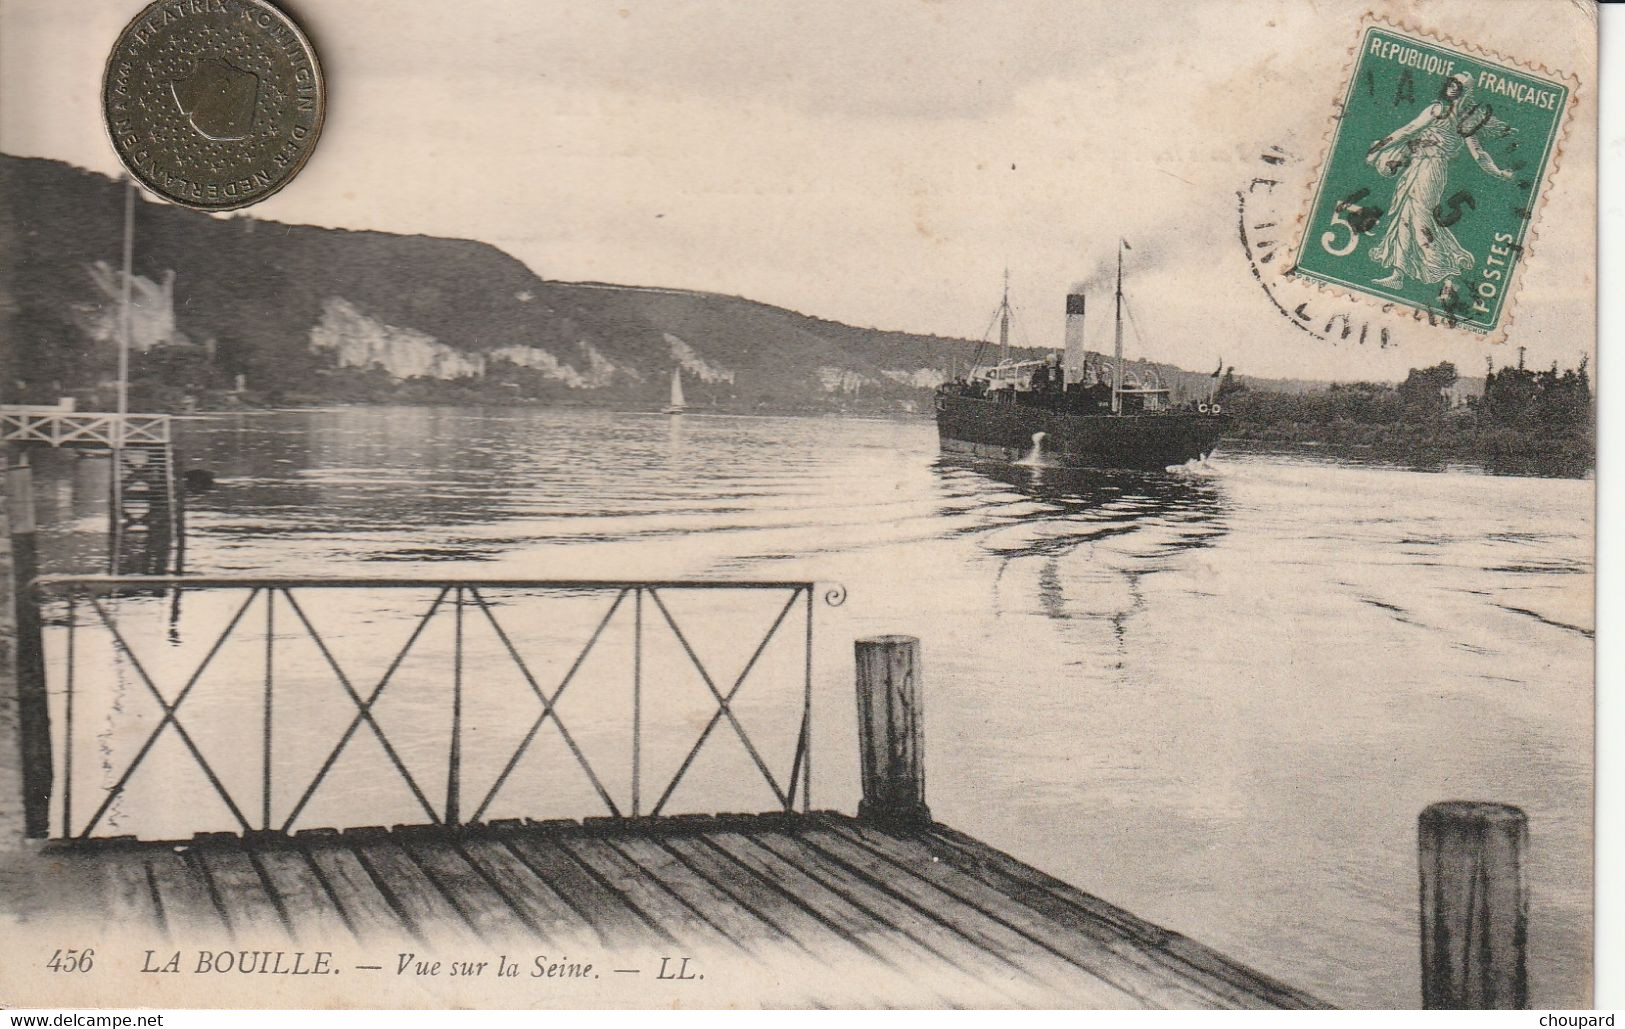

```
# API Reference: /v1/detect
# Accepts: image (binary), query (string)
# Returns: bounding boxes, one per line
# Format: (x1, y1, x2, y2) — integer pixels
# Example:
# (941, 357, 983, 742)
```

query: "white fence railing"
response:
(0, 409, 171, 447)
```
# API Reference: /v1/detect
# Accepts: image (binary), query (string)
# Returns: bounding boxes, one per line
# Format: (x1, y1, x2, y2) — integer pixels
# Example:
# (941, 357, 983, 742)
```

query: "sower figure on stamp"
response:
(1365, 72, 1515, 301)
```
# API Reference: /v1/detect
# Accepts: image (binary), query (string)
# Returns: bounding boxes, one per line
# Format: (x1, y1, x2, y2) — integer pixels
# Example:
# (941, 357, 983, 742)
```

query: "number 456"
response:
(47, 948, 94, 973)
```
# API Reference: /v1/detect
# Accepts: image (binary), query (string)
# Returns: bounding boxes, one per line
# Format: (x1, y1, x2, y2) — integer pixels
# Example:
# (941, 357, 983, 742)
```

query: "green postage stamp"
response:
(1292, 19, 1577, 338)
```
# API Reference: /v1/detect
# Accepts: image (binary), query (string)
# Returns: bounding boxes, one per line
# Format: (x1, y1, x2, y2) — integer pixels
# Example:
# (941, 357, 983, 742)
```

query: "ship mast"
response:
(1112, 241, 1124, 415)
(998, 267, 1010, 367)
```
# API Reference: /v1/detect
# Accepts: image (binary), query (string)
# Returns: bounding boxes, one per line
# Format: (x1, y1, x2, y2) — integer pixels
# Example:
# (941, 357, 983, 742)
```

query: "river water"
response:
(29, 407, 1593, 1008)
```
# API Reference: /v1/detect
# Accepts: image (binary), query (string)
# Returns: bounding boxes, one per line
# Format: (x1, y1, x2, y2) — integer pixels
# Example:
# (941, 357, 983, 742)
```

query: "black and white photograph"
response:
(0, 0, 1604, 1011)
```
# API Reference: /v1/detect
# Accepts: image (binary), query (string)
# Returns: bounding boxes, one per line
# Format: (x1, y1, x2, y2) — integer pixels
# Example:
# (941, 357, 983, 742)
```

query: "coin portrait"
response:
(101, 0, 324, 211)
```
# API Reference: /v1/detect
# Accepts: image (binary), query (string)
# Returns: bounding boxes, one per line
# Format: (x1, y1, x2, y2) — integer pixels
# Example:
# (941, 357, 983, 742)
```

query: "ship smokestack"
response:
(1063, 293, 1087, 385)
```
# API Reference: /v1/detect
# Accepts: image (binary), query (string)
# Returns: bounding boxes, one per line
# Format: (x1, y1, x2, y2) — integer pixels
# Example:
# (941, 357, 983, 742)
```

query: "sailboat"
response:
(933, 242, 1228, 471)
(662, 367, 688, 415)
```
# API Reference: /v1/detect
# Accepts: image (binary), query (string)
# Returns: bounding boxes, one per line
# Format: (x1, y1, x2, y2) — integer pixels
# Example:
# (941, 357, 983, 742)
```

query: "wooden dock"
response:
(2, 569, 1534, 1008)
(0, 584, 1328, 1007)
(0, 407, 182, 575)
(21, 812, 1323, 1008)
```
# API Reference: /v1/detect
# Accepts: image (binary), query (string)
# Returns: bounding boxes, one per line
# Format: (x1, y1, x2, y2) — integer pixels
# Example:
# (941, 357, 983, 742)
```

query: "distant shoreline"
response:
(147, 400, 1596, 481)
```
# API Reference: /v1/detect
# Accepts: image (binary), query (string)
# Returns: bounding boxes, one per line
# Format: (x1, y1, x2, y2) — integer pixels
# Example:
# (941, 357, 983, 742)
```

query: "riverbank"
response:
(1217, 359, 1594, 479)
(1220, 424, 1594, 478)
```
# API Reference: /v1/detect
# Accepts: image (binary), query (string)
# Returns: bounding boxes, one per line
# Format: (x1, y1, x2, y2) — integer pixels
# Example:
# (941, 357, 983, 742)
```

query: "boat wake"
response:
(1164, 453, 1222, 477)
(1015, 431, 1055, 468)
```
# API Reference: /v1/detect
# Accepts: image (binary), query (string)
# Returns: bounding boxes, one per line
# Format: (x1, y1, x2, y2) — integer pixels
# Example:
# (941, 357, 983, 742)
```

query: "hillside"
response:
(1, 154, 1311, 413)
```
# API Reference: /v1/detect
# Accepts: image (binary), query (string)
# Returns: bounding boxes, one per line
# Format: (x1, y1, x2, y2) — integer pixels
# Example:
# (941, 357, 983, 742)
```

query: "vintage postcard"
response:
(0, 0, 1600, 1011)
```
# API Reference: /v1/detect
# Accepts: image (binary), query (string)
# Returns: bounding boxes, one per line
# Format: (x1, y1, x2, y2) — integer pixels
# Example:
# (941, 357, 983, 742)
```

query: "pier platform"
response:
(23, 812, 1323, 1008)
(0, 580, 1345, 1007)
(1, 408, 183, 575)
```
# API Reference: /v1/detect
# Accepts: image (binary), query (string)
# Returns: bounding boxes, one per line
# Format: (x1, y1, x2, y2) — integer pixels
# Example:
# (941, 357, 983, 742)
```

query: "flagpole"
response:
(118, 178, 134, 431)
(110, 178, 135, 573)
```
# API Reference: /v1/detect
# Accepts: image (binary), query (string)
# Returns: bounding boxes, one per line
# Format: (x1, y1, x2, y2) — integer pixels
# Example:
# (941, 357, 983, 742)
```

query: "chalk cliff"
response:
(0, 153, 1247, 410)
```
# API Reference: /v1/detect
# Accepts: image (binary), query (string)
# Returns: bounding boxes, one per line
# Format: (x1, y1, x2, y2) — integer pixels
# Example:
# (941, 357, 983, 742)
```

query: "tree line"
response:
(1216, 357, 1593, 478)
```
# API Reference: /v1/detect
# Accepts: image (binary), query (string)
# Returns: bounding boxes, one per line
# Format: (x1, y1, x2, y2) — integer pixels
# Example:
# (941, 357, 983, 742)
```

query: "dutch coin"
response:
(102, 0, 324, 211)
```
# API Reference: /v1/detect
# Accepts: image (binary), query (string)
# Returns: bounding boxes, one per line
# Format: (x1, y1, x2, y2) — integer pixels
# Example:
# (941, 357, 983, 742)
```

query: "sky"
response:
(0, 0, 1599, 381)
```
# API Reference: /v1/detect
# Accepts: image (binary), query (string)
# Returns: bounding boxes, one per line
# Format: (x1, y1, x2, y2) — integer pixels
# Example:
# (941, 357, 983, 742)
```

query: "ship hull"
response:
(935, 394, 1227, 471)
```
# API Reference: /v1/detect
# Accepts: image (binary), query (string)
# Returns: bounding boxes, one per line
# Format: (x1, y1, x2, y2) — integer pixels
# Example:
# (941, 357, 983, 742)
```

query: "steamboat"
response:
(934, 242, 1228, 471)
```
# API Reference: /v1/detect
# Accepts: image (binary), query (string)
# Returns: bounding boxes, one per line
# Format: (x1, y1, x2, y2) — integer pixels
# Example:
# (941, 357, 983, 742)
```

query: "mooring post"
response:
(0, 453, 17, 844)
(1418, 801, 1528, 1009)
(3, 459, 51, 839)
(854, 635, 930, 825)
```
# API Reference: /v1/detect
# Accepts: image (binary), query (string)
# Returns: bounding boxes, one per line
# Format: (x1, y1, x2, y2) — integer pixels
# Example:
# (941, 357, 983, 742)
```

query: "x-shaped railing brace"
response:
(471, 587, 625, 821)
(78, 592, 258, 837)
(278, 589, 445, 831)
(647, 586, 799, 816)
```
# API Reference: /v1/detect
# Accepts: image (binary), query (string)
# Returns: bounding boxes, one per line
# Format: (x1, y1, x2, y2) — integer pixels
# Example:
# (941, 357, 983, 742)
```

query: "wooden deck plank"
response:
(189, 838, 292, 940)
(657, 833, 880, 958)
(601, 833, 786, 946)
(143, 845, 229, 937)
(457, 836, 610, 944)
(701, 829, 924, 946)
(738, 829, 1044, 1004)
(553, 834, 742, 953)
(818, 817, 1251, 1008)
(395, 832, 538, 942)
(249, 839, 359, 943)
(20, 846, 159, 931)
(790, 824, 1150, 1006)
(346, 833, 478, 943)
(656, 833, 932, 1000)
(297, 833, 413, 942)
(86, 847, 165, 931)
(745, 828, 1023, 973)
(810, 819, 1231, 1008)
(31, 814, 1321, 1009)
(695, 830, 994, 1006)
(920, 822, 1324, 1009)
(502, 830, 669, 947)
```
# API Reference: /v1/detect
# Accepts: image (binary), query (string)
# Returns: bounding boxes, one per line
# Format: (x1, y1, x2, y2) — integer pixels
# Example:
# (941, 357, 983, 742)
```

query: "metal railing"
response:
(31, 576, 846, 841)
(0, 410, 172, 448)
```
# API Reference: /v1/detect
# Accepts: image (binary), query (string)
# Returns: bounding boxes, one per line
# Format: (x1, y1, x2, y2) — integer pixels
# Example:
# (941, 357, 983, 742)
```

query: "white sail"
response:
(668, 368, 687, 410)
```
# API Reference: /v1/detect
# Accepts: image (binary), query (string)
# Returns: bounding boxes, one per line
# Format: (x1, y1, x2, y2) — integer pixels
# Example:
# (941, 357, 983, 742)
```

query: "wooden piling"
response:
(854, 635, 930, 825)
(1418, 801, 1528, 1009)
(4, 461, 51, 839)
(0, 454, 17, 843)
